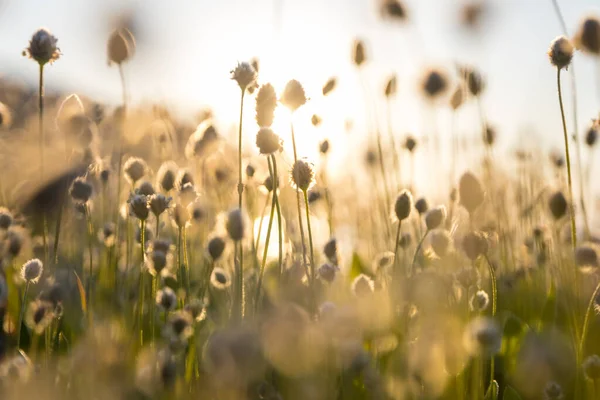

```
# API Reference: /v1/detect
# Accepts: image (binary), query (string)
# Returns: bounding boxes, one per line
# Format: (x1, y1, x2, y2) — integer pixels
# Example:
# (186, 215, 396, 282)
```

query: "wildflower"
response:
(459, 171, 484, 214)
(188, 199, 208, 224)
(256, 127, 282, 154)
(352, 39, 366, 66)
(548, 191, 568, 220)
(98, 222, 116, 247)
(311, 114, 323, 127)
(149, 194, 172, 217)
(462, 231, 488, 261)
(246, 164, 256, 178)
(123, 157, 147, 185)
(281, 80, 307, 111)
(207, 236, 226, 261)
(319, 139, 330, 155)
(470, 290, 489, 312)
(381, 0, 406, 20)
(185, 123, 219, 159)
(25, 300, 55, 334)
(184, 299, 206, 322)
(291, 159, 315, 192)
(373, 251, 395, 272)
(399, 232, 412, 249)
(548, 36, 574, 70)
(422, 69, 448, 99)
(484, 125, 496, 146)
(394, 190, 413, 221)
(462, 67, 485, 96)
(129, 194, 149, 220)
(156, 287, 177, 312)
(225, 208, 245, 241)
(156, 161, 178, 192)
(147, 250, 169, 277)
(404, 135, 417, 152)
(5, 227, 24, 258)
(21, 258, 43, 284)
(0, 208, 13, 230)
(544, 381, 564, 400)
(322, 77, 337, 96)
(585, 121, 598, 147)
(583, 354, 600, 381)
(23, 28, 60, 65)
(174, 169, 194, 192)
(425, 206, 446, 230)
(430, 229, 451, 257)
(107, 29, 134, 65)
(384, 74, 397, 97)
(323, 238, 338, 265)
(414, 198, 428, 215)
(450, 86, 464, 110)
(308, 189, 322, 203)
(461, 1, 484, 29)
(69, 176, 93, 204)
(210, 267, 231, 290)
(263, 176, 275, 192)
(351, 274, 375, 297)
(463, 317, 501, 357)
(575, 245, 598, 268)
(256, 83, 278, 128)
(137, 181, 155, 196)
(231, 62, 258, 91)
(173, 203, 190, 228)
(574, 16, 600, 55)
(164, 310, 194, 342)
(318, 263, 339, 283)
(0, 352, 32, 383)
(455, 267, 480, 289)
(151, 239, 172, 254)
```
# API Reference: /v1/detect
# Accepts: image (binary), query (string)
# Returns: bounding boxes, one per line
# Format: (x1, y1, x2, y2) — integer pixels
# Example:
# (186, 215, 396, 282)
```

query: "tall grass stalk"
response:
(290, 120, 309, 277)
(271, 155, 283, 280)
(235, 90, 246, 321)
(303, 189, 316, 292)
(410, 229, 429, 276)
(556, 68, 577, 248)
(138, 220, 146, 347)
(85, 205, 94, 320)
(16, 282, 30, 349)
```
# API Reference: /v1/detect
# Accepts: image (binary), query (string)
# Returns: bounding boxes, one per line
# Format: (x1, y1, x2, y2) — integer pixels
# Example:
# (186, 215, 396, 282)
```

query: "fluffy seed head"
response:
(450, 86, 464, 110)
(586, 121, 598, 147)
(225, 208, 245, 242)
(137, 181, 155, 196)
(422, 69, 448, 99)
(281, 80, 307, 111)
(430, 229, 451, 257)
(231, 62, 258, 91)
(0, 208, 13, 230)
(404, 135, 417, 152)
(462, 231, 488, 261)
(381, 0, 406, 20)
(24, 28, 60, 65)
(291, 159, 315, 192)
(583, 355, 600, 381)
(323, 238, 338, 265)
(425, 206, 446, 230)
(459, 172, 484, 214)
(385, 74, 397, 97)
(147, 250, 168, 276)
(0, 102, 13, 129)
(399, 232, 412, 249)
(394, 190, 413, 221)
(149, 194, 172, 216)
(322, 77, 337, 96)
(414, 197, 428, 215)
(351, 274, 374, 297)
(319, 139, 330, 154)
(312, 114, 323, 127)
(548, 36, 574, 70)
(129, 194, 149, 220)
(69, 177, 93, 203)
(107, 28, 134, 65)
(25, 300, 55, 334)
(98, 222, 116, 247)
(544, 381, 564, 400)
(21, 258, 43, 284)
(173, 203, 190, 228)
(574, 16, 600, 55)
(156, 287, 177, 312)
(463, 317, 501, 357)
(256, 128, 282, 154)
(156, 161, 178, 192)
(211, 267, 231, 290)
(318, 263, 339, 283)
(255, 83, 278, 128)
(165, 311, 194, 342)
(548, 191, 568, 220)
(124, 157, 147, 185)
(207, 236, 226, 261)
(469, 290, 489, 312)
(352, 39, 367, 66)
(463, 67, 485, 96)
(575, 245, 598, 268)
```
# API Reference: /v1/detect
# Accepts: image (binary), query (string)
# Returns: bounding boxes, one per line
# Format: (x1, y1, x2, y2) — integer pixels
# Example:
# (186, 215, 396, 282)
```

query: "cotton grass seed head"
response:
(425, 206, 446, 230)
(394, 190, 413, 221)
(256, 127, 282, 155)
(149, 194, 172, 217)
(207, 236, 226, 261)
(352, 39, 367, 66)
(470, 290, 489, 312)
(156, 287, 177, 312)
(231, 62, 258, 92)
(129, 194, 149, 221)
(548, 36, 574, 70)
(463, 317, 501, 357)
(312, 114, 323, 127)
(0, 208, 13, 230)
(223, 208, 245, 242)
(544, 381, 564, 400)
(25, 300, 55, 334)
(157, 161, 178, 192)
(459, 171, 484, 214)
(124, 157, 147, 185)
(107, 28, 134, 65)
(548, 191, 568, 220)
(281, 80, 307, 111)
(291, 159, 315, 192)
(211, 267, 231, 290)
(574, 16, 600, 55)
(583, 355, 600, 381)
(24, 28, 60, 65)
(21, 258, 43, 284)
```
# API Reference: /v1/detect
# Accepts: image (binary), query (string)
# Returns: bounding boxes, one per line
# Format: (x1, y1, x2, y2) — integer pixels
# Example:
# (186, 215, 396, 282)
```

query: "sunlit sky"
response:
(0, 0, 599, 188)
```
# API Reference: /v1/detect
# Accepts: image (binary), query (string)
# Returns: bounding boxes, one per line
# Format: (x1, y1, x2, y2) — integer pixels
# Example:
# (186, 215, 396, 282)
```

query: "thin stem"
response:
(484, 254, 497, 388)
(579, 281, 600, 360)
(290, 120, 309, 274)
(303, 190, 316, 291)
(138, 220, 146, 347)
(255, 183, 276, 312)
(183, 226, 190, 299)
(557, 68, 577, 248)
(255, 192, 271, 252)
(85, 205, 94, 319)
(155, 214, 160, 239)
(410, 229, 429, 276)
(16, 282, 30, 349)
(393, 220, 402, 275)
(235, 89, 246, 321)
(386, 97, 401, 189)
(237, 90, 245, 209)
(38, 64, 45, 184)
(151, 275, 157, 344)
(271, 155, 284, 280)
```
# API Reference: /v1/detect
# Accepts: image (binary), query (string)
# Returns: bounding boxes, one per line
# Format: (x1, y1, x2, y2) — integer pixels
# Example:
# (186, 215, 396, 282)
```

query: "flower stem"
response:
(557, 68, 577, 249)
(151, 275, 157, 344)
(155, 215, 160, 239)
(410, 229, 429, 276)
(579, 281, 600, 361)
(235, 89, 246, 321)
(16, 282, 30, 350)
(484, 254, 497, 388)
(85, 205, 94, 320)
(255, 181, 276, 312)
(303, 190, 316, 289)
(270, 155, 283, 280)
(290, 120, 309, 277)
(138, 220, 145, 347)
